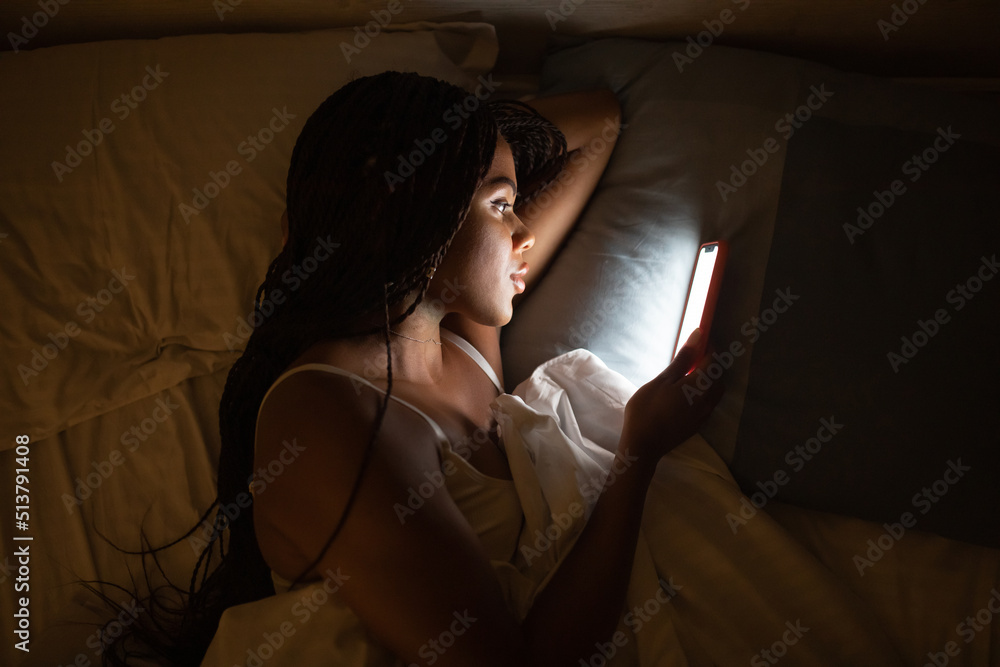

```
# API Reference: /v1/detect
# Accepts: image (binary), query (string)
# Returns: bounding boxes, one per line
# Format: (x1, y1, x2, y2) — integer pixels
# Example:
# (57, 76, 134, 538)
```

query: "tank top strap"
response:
(255, 328, 503, 453)
(440, 328, 503, 394)
(254, 364, 452, 450)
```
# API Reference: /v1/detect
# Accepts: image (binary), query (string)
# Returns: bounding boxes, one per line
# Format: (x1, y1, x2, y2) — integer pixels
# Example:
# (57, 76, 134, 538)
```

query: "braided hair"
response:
(90, 71, 567, 665)
(489, 100, 568, 208)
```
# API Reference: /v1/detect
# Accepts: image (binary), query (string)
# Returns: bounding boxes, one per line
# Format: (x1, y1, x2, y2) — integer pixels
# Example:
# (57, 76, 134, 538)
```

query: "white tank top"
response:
(254, 327, 523, 594)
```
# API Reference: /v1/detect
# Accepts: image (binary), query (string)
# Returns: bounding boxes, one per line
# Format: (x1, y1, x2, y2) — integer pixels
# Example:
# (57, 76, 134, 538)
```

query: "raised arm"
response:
(512, 89, 622, 305)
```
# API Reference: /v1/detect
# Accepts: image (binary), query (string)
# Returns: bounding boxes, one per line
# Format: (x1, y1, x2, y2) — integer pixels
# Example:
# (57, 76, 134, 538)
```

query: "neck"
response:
(340, 292, 447, 385)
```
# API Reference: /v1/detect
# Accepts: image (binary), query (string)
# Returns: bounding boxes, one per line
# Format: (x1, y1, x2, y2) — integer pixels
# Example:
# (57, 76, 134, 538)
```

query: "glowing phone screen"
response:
(673, 244, 720, 361)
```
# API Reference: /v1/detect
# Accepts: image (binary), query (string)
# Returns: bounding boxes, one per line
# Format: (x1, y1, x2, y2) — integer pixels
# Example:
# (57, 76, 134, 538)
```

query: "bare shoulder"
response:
(252, 367, 441, 582)
(249, 365, 530, 665)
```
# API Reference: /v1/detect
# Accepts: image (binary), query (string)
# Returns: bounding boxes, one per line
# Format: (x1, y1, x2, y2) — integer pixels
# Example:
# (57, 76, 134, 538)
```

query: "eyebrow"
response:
(486, 175, 518, 199)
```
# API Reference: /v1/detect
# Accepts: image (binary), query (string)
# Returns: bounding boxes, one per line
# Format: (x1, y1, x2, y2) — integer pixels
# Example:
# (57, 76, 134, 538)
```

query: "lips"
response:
(510, 263, 528, 293)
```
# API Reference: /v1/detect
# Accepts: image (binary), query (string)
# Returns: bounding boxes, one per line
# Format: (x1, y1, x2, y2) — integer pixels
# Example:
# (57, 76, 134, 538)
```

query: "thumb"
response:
(657, 328, 702, 383)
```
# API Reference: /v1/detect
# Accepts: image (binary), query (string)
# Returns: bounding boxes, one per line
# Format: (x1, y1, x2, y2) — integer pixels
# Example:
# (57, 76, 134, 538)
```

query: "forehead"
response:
(487, 137, 516, 181)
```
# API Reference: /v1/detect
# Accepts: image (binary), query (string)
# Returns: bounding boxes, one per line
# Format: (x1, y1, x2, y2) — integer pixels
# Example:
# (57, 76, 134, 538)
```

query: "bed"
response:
(1, 2, 998, 665)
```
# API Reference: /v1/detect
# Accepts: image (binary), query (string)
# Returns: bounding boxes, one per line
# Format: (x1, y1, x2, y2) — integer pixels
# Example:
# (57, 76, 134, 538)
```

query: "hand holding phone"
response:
(672, 241, 728, 374)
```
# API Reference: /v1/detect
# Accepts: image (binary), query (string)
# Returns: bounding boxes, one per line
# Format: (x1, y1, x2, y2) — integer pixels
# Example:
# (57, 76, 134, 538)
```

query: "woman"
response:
(106, 69, 714, 667)
(96, 71, 909, 667)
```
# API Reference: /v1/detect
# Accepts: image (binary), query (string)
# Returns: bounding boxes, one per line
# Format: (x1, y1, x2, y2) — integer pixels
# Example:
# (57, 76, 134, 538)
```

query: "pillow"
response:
(500, 38, 1000, 547)
(0, 23, 498, 446)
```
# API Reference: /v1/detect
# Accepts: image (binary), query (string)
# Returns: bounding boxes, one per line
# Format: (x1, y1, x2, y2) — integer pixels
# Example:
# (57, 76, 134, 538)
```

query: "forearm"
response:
(521, 436, 656, 666)
(521, 89, 621, 153)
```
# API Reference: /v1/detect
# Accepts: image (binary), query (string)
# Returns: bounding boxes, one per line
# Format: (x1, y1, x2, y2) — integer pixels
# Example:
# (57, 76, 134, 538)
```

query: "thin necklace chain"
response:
(388, 329, 442, 345)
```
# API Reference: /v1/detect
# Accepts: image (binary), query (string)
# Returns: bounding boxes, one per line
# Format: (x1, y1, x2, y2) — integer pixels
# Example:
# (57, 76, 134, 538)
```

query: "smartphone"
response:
(672, 240, 728, 370)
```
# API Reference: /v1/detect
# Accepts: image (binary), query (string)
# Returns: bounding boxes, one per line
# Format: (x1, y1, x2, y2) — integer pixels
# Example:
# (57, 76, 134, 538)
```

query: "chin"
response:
(501, 298, 516, 323)
(483, 307, 510, 328)
(484, 304, 512, 328)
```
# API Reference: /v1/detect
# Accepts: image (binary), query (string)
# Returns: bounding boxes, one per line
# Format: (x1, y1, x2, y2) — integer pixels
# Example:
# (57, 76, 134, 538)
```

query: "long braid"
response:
(281, 275, 396, 591)
(89, 72, 568, 665)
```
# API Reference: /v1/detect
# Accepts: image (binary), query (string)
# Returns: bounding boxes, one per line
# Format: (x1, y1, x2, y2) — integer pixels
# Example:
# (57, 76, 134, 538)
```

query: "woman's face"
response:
(427, 137, 534, 326)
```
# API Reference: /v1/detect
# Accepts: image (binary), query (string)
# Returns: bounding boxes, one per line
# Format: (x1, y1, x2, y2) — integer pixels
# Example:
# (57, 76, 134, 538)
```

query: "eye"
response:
(492, 199, 512, 215)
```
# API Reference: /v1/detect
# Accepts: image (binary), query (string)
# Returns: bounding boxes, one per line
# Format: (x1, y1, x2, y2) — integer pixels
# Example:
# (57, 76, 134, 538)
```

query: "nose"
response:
(514, 214, 535, 251)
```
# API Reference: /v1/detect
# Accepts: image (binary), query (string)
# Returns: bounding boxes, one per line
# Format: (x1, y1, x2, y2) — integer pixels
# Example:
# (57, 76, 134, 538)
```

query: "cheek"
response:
(467, 233, 504, 269)
(449, 214, 506, 277)
(469, 233, 510, 288)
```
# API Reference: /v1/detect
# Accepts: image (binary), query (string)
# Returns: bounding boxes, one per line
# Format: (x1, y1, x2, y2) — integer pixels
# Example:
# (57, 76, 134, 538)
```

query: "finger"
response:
(661, 328, 703, 383)
(683, 327, 702, 350)
(678, 342, 715, 380)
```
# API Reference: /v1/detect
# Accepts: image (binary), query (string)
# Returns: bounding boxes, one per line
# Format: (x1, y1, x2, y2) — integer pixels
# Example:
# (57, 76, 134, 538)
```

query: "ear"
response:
(280, 209, 288, 246)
